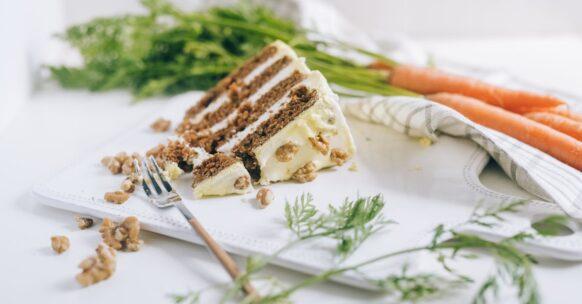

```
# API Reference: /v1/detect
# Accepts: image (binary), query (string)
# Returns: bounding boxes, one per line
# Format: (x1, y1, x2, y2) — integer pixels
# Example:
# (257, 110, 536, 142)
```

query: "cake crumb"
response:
(256, 188, 274, 209)
(330, 148, 349, 166)
(418, 137, 433, 147)
(76, 244, 116, 287)
(348, 162, 358, 172)
(150, 118, 171, 132)
(234, 176, 250, 190)
(308, 134, 330, 155)
(76, 216, 94, 230)
(51, 236, 70, 254)
(99, 217, 143, 252)
(104, 191, 130, 204)
(107, 159, 122, 175)
(275, 142, 299, 162)
(292, 162, 317, 183)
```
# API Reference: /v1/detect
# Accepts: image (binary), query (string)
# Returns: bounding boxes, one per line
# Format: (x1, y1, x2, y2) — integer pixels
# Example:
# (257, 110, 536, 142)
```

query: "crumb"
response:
(410, 165, 423, 172)
(275, 142, 299, 162)
(330, 149, 349, 166)
(120, 178, 135, 193)
(308, 134, 330, 155)
(76, 244, 116, 287)
(348, 162, 358, 172)
(292, 162, 317, 183)
(104, 191, 130, 204)
(99, 217, 143, 252)
(365, 137, 371, 142)
(164, 162, 183, 180)
(146, 144, 165, 158)
(150, 118, 171, 132)
(76, 216, 94, 230)
(418, 137, 433, 147)
(234, 176, 250, 190)
(256, 188, 274, 209)
(51, 236, 70, 254)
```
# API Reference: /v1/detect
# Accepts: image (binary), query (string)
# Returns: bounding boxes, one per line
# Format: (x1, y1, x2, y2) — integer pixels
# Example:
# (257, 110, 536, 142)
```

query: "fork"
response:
(134, 157, 258, 298)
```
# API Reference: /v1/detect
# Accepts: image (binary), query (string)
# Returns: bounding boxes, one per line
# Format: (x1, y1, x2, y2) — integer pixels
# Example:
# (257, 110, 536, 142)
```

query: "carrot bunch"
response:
(370, 61, 582, 171)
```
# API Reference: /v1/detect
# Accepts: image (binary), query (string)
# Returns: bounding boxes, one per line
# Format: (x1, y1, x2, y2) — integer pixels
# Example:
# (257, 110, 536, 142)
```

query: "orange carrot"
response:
(428, 93, 582, 170)
(384, 64, 566, 114)
(524, 112, 582, 141)
(525, 107, 582, 123)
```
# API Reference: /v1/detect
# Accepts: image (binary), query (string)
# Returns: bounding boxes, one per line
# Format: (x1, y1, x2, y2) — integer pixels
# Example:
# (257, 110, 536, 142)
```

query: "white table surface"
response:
(1, 35, 582, 304)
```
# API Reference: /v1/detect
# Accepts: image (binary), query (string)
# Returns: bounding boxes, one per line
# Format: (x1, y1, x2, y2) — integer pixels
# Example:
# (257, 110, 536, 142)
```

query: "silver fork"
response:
(134, 157, 258, 298)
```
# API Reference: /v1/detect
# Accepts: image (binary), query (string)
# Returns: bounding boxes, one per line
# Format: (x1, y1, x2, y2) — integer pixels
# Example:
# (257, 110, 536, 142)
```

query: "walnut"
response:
(256, 188, 274, 209)
(99, 217, 143, 252)
(51, 236, 70, 254)
(292, 162, 317, 183)
(114, 152, 129, 164)
(76, 216, 94, 230)
(150, 118, 171, 132)
(102, 152, 140, 176)
(121, 178, 135, 193)
(104, 191, 129, 204)
(76, 244, 116, 287)
(234, 176, 250, 190)
(330, 149, 349, 166)
(308, 134, 329, 155)
(107, 159, 122, 175)
(275, 142, 299, 162)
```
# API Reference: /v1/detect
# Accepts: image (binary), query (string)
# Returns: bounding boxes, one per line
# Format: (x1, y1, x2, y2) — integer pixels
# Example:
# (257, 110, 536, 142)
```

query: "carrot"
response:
(427, 93, 582, 170)
(524, 112, 582, 141)
(383, 64, 566, 114)
(525, 107, 582, 123)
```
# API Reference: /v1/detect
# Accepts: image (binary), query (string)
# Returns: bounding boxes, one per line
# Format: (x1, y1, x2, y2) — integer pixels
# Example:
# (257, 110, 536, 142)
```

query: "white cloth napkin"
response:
(344, 96, 582, 219)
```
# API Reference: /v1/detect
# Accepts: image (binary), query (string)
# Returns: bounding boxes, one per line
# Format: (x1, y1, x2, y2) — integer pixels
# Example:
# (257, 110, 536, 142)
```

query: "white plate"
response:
(32, 92, 582, 289)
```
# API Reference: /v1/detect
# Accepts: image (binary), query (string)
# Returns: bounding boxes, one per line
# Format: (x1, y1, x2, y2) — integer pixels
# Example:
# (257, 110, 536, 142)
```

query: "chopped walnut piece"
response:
(330, 148, 349, 166)
(76, 216, 94, 230)
(107, 159, 122, 175)
(150, 118, 171, 133)
(275, 142, 299, 162)
(76, 244, 116, 287)
(99, 217, 143, 252)
(292, 162, 317, 183)
(51, 236, 70, 254)
(120, 178, 135, 193)
(102, 152, 140, 175)
(256, 188, 274, 209)
(104, 191, 130, 204)
(308, 134, 330, 155)
(234, 176, 250, 190)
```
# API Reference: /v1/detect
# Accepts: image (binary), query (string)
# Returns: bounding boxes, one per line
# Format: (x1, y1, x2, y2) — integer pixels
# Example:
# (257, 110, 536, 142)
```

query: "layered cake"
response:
(157, 41, 356, 197)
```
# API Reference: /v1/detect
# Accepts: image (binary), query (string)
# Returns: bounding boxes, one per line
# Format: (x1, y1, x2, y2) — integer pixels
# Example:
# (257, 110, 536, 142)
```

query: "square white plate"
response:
(33, 92, 582, 289)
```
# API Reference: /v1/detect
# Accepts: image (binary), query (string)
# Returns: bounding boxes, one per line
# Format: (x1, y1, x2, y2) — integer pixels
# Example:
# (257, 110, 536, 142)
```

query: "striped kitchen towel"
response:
(344, 96, 582, 219)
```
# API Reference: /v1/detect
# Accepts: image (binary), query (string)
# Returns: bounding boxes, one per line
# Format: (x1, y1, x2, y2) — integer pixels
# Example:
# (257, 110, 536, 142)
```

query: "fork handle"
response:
(187, 215, 259, 299)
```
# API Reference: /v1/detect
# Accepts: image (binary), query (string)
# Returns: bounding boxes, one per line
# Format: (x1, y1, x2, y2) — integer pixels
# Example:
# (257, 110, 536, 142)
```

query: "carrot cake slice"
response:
(156, 40, 355, 196)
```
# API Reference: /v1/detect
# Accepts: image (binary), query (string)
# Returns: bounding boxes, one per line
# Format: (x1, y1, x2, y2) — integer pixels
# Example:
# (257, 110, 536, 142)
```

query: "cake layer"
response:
(191, 153, 252, 198)
(232, 71, 356, 184)
(151, 40, 356, 197)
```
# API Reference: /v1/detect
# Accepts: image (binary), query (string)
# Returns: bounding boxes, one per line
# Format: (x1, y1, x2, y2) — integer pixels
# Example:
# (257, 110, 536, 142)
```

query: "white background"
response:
(1, 1, 582, 303)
